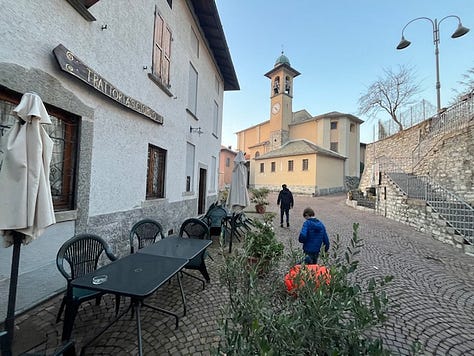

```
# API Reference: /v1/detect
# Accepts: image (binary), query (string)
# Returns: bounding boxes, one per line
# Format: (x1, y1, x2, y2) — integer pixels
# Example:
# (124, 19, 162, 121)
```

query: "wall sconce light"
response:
(101, 24, 108, 30)
(190, 126, 203, 135)
(142, 66, 148, 70)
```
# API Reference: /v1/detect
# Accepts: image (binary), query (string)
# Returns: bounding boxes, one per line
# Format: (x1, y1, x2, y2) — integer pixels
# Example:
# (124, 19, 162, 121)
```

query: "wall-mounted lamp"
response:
(143, 66, 148, 70)
(101, 24, 108, 30)
(190, 126, 203, 135)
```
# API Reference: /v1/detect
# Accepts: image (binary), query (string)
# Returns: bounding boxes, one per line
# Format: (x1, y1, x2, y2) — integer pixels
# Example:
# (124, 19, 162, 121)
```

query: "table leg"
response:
(135, 302, 143, 356)
(177, 272, 186, 316)
(80, 302, 132, 356)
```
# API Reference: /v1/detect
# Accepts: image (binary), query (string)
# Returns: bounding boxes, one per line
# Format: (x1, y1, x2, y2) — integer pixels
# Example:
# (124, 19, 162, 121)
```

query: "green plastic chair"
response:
(56, 234, 120, 341)
(179, 218, 211, 289)
(129, 218, 164, 254)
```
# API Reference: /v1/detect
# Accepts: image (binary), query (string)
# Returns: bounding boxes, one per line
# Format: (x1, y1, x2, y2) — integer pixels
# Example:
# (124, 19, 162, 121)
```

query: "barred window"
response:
(302, 159, 309, 171)
(0, 90, 78, 211)
(288, 160, 294, 171)
(147, 144, 166, 199)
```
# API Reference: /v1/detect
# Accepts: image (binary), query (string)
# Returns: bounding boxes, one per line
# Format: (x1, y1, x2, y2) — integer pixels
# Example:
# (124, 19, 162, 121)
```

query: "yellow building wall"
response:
(251, 154, 315, 190)
(316, 155, 345, 189)
(251, 153, 344, 195)
(289, 121, 319, 144)
(237, 121, 272, 159)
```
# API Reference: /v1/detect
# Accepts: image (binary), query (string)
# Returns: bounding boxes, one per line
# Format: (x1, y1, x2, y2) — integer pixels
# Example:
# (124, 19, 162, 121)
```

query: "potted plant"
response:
(249, 187, 270, 214)
(244, 213, 283, 272)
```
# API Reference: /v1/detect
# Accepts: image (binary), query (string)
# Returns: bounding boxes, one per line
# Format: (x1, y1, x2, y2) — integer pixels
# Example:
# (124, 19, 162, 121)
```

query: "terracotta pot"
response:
(255, 204, 266, 214)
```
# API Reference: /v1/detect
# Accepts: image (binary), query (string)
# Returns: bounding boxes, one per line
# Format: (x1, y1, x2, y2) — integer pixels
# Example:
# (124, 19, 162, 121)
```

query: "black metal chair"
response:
(56, 234, 120, 341)
(129, 218, 164, 254)
(201, 203, 229, 237)
(179, 218, 211, 289)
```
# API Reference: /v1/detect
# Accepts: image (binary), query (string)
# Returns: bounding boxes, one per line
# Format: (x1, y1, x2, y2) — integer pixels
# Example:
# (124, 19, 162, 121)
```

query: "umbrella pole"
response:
(229, 213, 235, 254)
(1, 231, 23, 356)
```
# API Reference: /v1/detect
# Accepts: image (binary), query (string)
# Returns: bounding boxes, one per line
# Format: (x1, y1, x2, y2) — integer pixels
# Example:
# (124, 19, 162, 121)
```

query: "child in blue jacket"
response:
(298, 207, 330, 264)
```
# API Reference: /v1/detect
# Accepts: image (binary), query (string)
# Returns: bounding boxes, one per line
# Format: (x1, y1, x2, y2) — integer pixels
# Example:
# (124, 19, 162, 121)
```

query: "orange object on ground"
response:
(284, 264, 331, 293)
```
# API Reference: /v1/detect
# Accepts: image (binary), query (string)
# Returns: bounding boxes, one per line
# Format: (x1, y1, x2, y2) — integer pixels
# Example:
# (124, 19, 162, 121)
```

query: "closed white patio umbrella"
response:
(226, 150, 250, 211)
(0, 92, 55, 355)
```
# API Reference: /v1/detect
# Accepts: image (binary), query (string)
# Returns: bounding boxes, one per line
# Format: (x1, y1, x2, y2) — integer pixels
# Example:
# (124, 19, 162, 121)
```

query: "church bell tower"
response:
(264, 52, 300, 151)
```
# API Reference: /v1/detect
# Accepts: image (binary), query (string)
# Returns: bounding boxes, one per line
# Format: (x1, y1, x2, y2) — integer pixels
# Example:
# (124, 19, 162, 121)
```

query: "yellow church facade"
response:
(236, 54, 363, 195)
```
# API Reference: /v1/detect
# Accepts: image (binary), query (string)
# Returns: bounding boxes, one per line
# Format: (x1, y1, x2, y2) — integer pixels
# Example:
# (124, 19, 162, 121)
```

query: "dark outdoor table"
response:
(138, 236, 212, 306)
(138, 235, 212, 260)
(69, 253, 188, 356)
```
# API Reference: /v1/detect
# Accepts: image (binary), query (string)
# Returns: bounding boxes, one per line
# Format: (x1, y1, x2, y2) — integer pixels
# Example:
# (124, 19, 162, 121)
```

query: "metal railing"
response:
(377, 99, 437, 139)
(386, 172, 474, 244)
(413, 94, 474, 167)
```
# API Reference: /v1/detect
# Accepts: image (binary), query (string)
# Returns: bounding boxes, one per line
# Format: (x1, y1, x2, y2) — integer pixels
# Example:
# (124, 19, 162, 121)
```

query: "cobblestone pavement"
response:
(9, 192, 474, 355)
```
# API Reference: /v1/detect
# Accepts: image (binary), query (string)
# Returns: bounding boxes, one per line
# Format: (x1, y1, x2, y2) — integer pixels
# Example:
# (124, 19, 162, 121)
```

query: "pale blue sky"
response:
(216, 0, 474, 146)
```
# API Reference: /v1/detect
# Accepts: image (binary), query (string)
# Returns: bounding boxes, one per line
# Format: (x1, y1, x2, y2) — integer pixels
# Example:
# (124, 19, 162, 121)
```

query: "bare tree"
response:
(451, 65, 474, 102)
(358, 65, 421, 132)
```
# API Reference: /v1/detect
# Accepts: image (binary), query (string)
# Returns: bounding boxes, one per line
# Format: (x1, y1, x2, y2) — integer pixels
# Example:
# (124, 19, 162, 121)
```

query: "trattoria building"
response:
(0, 0, 238, 318)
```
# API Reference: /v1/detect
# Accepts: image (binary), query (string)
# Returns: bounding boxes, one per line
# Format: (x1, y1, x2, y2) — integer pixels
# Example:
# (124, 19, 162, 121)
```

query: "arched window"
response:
(255, 151, 260, 158)
(285, 76, 291, 94)
(273, 77, 280, 94)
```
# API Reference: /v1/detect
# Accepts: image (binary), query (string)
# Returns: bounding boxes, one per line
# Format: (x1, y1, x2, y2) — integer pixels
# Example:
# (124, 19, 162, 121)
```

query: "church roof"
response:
(255, 139, 346, 160)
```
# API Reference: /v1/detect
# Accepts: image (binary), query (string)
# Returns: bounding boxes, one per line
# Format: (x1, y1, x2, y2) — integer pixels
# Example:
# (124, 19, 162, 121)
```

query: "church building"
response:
(236, 53, 363, 195)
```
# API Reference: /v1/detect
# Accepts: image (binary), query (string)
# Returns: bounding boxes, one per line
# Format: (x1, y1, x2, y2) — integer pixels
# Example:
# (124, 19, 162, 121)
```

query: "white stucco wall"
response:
(0, 0, 228, 316)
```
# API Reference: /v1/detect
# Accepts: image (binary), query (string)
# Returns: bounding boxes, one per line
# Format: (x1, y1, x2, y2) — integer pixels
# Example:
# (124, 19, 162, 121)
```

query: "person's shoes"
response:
(280, 223, 283, 227)
(287, 223, 290, 227)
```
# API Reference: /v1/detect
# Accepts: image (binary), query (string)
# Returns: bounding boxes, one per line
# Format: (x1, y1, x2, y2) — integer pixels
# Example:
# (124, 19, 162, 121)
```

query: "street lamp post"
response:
(396, 16, 470, 113)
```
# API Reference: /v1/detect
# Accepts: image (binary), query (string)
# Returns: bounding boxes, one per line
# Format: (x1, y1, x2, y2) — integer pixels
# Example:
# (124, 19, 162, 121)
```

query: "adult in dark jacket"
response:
(277, 184, 294, 227)
(298, 207, 330, 264)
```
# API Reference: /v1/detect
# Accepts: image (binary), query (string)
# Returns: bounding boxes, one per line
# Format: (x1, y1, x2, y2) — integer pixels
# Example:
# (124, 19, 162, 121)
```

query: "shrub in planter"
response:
(244, 213, 283, 259)
(216, 223, 396, 355)
(249, 187, 270, 213)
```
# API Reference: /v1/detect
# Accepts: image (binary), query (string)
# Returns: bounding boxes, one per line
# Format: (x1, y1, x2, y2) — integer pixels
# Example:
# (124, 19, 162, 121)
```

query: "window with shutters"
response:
(152, 10, 172, 88)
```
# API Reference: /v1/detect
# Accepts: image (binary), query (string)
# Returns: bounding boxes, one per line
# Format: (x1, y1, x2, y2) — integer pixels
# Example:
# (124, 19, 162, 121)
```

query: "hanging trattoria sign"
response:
(53, 44, 163, 124)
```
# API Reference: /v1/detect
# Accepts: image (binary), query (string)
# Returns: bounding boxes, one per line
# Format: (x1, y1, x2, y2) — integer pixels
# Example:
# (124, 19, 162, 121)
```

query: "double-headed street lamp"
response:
(396, 15, 470, 113)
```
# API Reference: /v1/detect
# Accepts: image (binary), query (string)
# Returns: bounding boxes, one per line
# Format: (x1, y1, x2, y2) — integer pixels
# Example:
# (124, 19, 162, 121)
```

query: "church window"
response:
(302, 159, 309, 171)
(260, 163, 264, 173)
(330, 142, 338, 152)
(330, 121, 337, 130)
(271, 161, 276, 172)
(288, 160, 294, 171)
